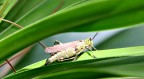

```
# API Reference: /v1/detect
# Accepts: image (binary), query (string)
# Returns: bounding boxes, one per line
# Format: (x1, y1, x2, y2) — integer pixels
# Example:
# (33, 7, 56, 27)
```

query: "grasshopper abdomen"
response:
(47, 47, 76, 64)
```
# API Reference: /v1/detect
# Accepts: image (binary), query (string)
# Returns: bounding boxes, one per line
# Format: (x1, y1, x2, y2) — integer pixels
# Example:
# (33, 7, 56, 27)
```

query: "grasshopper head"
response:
(84, 38, 93, 48)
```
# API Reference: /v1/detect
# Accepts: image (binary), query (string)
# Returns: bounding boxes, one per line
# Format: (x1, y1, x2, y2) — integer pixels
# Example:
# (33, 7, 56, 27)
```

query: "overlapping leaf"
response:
(0, 0, 144, 78)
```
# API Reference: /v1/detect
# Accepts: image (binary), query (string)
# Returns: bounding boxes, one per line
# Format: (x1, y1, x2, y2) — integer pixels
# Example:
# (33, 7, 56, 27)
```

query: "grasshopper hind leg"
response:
(59, 57, 76, 61)
(92, 46, 98, 51)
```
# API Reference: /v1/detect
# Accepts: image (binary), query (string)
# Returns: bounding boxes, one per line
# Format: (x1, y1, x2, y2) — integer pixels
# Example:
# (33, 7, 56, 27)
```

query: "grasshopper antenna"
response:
(92, 32, 98, 40)
(91, 32, 99, 51)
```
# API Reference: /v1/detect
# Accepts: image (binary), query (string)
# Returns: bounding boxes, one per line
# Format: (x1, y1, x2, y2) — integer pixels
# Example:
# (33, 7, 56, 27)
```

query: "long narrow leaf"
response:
(0, 0, 144, 65)
(4, 56, 144, 79)
(3, 46, 144, 78)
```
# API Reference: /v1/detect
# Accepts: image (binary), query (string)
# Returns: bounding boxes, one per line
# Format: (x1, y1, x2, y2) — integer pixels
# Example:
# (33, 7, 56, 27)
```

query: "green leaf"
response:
(19, 45, 144, 71)
(74, 0, 144, 31)
(4, 56, 144, 79)
(0, 0, 86, 38)
(4, 46, 144, 78)
(0, 0, 144, 63)
(0, 0, 17, 20)
(0, 0, 87, 63)
(0, 0, 59, 36)
(78, 46, 144, 60)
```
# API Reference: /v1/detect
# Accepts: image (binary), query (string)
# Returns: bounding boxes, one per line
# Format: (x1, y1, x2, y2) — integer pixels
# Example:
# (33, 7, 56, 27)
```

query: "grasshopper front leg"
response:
(86, 47, 97, 58)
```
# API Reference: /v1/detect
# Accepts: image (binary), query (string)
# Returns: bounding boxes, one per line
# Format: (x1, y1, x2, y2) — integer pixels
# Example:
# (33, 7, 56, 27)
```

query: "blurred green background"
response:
(0, 0, 144, 78)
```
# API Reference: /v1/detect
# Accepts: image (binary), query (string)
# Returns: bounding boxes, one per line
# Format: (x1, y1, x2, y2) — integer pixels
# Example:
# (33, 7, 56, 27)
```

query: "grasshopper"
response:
(42, 33, 98, 65)
(0, 17, 98, 69)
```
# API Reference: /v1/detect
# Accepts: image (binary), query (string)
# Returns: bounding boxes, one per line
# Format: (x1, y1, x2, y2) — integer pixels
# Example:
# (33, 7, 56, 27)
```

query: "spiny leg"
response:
(73, 54, 79, 61)
(62, 48, 78, 61)
(57, 49, 76, 62)
(92, 46, 98, 51)
(87, 48, 96, 58)
(59, 57, 76, 62)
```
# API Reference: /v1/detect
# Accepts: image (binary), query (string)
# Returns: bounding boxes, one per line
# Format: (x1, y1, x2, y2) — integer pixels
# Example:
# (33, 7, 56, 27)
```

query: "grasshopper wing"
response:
(45, 41, 82, 53)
